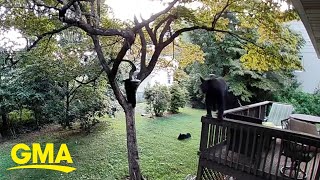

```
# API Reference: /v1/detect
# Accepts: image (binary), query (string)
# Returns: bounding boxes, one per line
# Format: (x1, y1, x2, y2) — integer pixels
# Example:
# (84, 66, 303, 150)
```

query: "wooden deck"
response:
(196, 101, 320, 180)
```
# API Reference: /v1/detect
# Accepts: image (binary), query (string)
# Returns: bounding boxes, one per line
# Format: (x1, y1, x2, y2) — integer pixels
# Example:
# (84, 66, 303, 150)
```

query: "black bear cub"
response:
(200, 76, 228, 120)
(177, 133, 191, 140)
(123, 79, 140, 108)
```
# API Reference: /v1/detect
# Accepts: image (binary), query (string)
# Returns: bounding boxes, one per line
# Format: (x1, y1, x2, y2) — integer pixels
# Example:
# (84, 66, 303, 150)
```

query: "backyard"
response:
(0, 105, 204, 180)
(1, 0, 320, 180)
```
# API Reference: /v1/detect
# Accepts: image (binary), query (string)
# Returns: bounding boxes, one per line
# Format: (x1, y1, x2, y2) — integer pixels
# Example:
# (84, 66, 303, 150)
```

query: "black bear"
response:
(200, 76, 228, 120)
(123, 79, 140, 108)
(177, 133, 191, 140)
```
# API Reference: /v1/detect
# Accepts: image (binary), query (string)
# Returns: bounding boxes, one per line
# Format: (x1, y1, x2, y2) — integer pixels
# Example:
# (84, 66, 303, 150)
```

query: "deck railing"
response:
(197, 101, 320, 180)
(223, 101, 272, 119)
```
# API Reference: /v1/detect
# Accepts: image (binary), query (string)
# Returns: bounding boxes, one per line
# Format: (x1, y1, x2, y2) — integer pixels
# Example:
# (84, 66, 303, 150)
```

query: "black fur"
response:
(124, 79, 140, 108)
(177, 133, 191, 140)
(58, 9, 66, 21)
(200, 77, 228, 120)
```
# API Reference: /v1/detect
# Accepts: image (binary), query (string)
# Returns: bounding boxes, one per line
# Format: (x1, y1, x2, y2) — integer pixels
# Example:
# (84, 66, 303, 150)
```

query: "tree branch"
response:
(138, 44, 164, 81)
(154, 14, 176, 37)
(90, 35, 129, 110)
(212, 0, 232, 29)
(58, 0, 132, 39)
(134, 16, 147, 72)
(111, 26, 135, 79)
(163, 26, 261, 48)
(59, 0, 78, 19)
(159, 16, 175, 43)
(132, 0, 179, 33)
(62, 17, 132, 38)
(90, 35, 112, 75)
(111, 41, 133, 78)
(27, 25, 71, 51)
(108, 59, 137, 79)
(138, 29, 147, 71)
(31, 0, 61, 11)
(74, 69, 104, 85)
(215, 29, 263, 49)
(145, 24, 157, 45)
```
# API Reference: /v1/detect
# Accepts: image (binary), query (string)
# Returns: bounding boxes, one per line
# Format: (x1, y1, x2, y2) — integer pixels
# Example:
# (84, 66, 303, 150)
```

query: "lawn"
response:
(0, 105, 205, 180)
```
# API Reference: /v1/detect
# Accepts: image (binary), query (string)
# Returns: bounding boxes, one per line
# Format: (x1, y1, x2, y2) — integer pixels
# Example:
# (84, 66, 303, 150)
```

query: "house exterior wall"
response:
(288, 20, 320, 93)
(136, 68, 174, 102)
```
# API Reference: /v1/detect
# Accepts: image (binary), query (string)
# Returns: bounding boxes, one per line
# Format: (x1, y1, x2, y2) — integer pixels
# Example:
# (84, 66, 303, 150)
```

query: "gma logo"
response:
(7, 143, 76, 173)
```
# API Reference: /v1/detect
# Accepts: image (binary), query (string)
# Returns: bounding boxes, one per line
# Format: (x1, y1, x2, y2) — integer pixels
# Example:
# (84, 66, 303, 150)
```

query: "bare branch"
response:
(27, 25, 71, 51)
(110, 59, 137, 79)
(154, 14, 177, 36)
(145, 24, 157, 45)
(110, 29, 136, 78)
(159, 16, 175, 43)
(138, 45, 164, 81)
(97, 0, 101, 21)
(138, 15, 157, 45)
(58, 0, 131, 38)
(74, 69, 104, 85)
(215, 29, 263, 49)
(90, 35, 112, 75)
(134, 16, 147, 71)
(63, 16, 133, 38)
(59, 0, 78, 19)
(90, 36, 128, 109)
(41, 33, 54, 53)
(58, 0, 178, 45)
(138, 30, 147, 71)
(212, 0, 232, 29)
(133, 0, 179, 32)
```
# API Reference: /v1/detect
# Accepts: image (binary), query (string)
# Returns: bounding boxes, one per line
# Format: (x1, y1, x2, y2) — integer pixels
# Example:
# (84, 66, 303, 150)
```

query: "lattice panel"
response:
(200, 167, 227, 180)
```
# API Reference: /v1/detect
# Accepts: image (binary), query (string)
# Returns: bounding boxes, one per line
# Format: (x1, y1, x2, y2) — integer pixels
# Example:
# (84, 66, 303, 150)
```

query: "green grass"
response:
(0, 106, 205, 180)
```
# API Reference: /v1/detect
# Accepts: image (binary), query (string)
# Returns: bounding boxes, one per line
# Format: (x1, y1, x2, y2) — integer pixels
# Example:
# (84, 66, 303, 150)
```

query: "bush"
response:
(8, 109, 34, 123)
(144, 84, 171, 117)
(71, 86, 108, 132)
(169, 83, 188, 113)
(275, 88, 320, 116)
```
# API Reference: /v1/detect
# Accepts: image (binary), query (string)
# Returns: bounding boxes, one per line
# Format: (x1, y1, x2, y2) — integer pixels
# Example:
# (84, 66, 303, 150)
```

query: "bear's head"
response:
(200, 77, 209, 93)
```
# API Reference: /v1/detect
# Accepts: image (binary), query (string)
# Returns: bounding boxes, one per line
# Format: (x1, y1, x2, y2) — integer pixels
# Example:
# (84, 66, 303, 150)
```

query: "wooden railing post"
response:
(197, 116, 211, 180)
(199, 116, 209, 151)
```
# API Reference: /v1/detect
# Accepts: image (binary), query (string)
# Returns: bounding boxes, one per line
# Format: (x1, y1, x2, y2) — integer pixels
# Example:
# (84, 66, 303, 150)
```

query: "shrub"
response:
(144, 84, 171, 117)
(71, 86, 108, 132)
(275, 88, 320, 116)
(169, 83, 188, 113)
(8, 109, 34, 123)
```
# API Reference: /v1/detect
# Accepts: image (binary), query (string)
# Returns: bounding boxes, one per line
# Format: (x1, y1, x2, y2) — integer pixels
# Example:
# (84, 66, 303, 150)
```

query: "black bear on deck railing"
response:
(200, 75, 228, 120)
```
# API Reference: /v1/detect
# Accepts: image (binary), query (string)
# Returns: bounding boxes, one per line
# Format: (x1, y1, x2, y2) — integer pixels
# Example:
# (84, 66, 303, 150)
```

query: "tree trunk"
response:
(124, 105, 142, 180)
(65, 82, 71, 128)
(0, 109, 9, 137)
(65, 95, 70, 128)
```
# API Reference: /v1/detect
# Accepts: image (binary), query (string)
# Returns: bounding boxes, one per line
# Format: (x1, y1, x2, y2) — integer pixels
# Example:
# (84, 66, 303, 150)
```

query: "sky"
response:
(0, 29, 26, 51)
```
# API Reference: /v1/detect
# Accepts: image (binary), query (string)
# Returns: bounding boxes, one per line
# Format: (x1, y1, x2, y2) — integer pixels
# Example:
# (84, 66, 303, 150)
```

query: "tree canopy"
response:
(0, 0, 304, 179)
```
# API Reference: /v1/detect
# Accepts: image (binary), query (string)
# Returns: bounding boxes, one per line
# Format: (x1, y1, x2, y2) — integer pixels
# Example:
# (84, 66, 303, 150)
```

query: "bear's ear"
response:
(200, 77, 205, 83)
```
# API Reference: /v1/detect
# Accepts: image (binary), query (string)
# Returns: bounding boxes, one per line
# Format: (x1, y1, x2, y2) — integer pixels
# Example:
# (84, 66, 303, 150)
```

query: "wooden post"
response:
(199, 116, 209, 151)
(197, 116, 210, 180)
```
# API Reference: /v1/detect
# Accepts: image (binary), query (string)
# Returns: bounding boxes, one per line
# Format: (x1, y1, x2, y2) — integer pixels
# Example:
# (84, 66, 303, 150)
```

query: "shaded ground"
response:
(0, 105, 204, 180)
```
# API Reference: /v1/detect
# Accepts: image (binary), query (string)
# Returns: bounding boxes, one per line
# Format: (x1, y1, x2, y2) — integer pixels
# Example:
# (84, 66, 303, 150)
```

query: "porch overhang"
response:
(291, 0, 320, 58)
